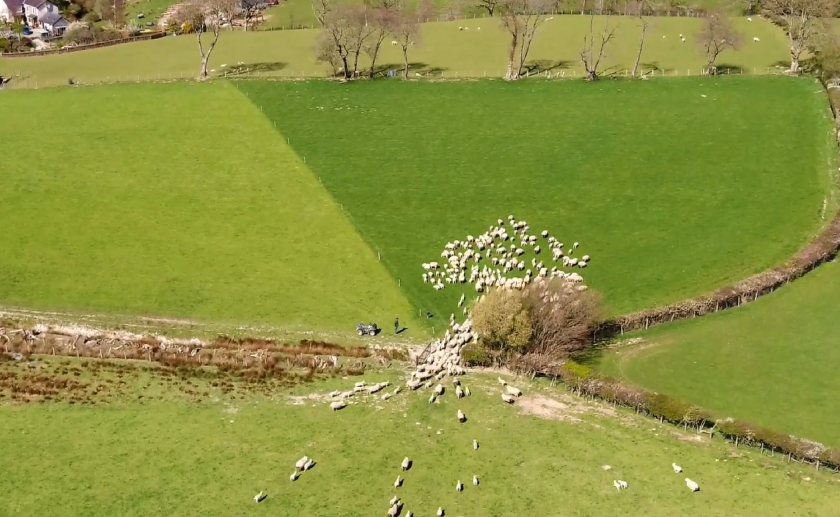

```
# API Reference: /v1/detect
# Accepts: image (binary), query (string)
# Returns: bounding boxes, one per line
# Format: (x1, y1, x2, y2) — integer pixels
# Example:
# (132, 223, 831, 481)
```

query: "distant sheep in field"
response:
(473, 475, 479, 486)
(685, 478, 700, 492)
(254, 491, 267, 503)
(613, 480, 628, 491)
(457, 409, 467, 422)
(473, 439, 479, 450)
(502, 393, 516, 404)
(753, 37, 760, 42)
(402, 457, 412, 471)
(672, 463, 683, 473)
(330, 400, 346, 411)
(505, 385, 522, 397)
(437, 507, 445, 516)
(456, 480, 464, 492)
(394, 476, 403, 488)
(290, 471, 299, 481)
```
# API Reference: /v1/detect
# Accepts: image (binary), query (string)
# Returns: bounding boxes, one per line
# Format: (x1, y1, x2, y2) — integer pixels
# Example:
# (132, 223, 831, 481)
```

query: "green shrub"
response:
(462, 343, 492, 367)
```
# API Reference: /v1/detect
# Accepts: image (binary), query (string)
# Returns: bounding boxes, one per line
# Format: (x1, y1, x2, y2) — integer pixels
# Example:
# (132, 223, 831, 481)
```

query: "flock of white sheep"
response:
(421, 215, 589, 304)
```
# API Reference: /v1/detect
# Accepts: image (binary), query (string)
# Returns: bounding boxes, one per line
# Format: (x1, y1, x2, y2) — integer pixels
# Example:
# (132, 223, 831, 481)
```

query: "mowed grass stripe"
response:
(4, 16, 789, 89)
(236, 77, 834, 323)
(0, 81, 423, 335)
(597, 260, 840, 447)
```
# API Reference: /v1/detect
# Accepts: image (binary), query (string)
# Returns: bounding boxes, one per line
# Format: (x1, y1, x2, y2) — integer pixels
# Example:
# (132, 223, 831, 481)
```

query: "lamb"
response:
(290, 471, 299, 481)
(330, 400, 347, 411)
(394, 476, 404, 488)
(473, 439, 479, 450)
(685, 478, 700, 492)
(401, 457, 412, 471)
(464, 386, 471, 397)
(455, 385, 464, 398)
(473, 475, 479, 486)
(457, 409, 467, 423)
(456, 480, 464, 492)
(505, 385, 523, 397)
(613, 480, 628, 490)
(390, 495, 400, 506)
(672, 463, 683, 473)
(437, 508, 445, 516)
(254, 491, 268, 503)
(501, 393, 516, 404)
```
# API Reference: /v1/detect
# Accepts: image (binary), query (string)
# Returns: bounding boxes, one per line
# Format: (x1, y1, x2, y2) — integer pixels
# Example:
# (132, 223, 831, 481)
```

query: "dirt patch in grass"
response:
(517, 393, 617, 423)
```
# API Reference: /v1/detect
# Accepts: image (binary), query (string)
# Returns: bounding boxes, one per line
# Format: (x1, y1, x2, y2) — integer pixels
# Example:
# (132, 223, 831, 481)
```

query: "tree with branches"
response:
(499, 0, 549, 80)
(477, 0, 500, 16)
(393, 7, 421, 79)
(696, 9, 740, 75)
(173, 0, 237, 80)
(240, 0, 262, 31)
(312, 0, 333, 26)
(763, 0, 836, 75)
(630, 0, 651, 77)
(580, 14, 617, 81)
(316, 5, 373, 79)
(364, 3, 398, 78)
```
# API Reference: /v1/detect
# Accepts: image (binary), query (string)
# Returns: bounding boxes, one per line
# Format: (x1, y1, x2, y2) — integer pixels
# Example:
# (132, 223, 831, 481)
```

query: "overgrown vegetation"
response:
(471, 279, 603, 370)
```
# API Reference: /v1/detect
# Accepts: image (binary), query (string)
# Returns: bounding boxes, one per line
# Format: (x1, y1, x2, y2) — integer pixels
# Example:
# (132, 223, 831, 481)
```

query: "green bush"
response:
(461, 343, 492, 367)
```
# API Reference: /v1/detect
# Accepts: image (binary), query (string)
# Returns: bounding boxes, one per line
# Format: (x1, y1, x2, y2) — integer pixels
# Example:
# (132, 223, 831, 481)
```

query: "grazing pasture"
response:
(597, 260, 840, 448)
(2, 357, 839, 515)
(237, 76, 835, 321)
(0, 82, 422, 337)
(1, 16, 789, 89)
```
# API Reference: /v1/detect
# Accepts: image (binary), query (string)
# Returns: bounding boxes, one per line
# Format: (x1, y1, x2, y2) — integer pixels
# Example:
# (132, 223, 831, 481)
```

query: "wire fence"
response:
(1, 64, 787, 91)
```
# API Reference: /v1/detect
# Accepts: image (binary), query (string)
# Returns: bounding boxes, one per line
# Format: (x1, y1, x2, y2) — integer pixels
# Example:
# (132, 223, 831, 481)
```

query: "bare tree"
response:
(416, 0, 437, 21)
(241, 0, 262, 31)
(174, 0, 237, 80)
(696, 9, 740, 75)
(477, 0, 500, 16)
(499, 0, 549, 80)
(312, 0, 333, 26)
(763, 0, 836, 75)
(365, 4, 397, 78)
(630, 0, 650, 77)
(317, 5, 373, 79)
(393, 7, 421, 79)
(580, 14, 617, 81)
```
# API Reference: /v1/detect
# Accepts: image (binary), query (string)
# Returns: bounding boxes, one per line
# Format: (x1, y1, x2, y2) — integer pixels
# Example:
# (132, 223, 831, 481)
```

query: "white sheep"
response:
(457, 409, 467, 422)
(672, 463, 683, 473)
(456, 480, 464, 492)
(394, 476, 403, 488)
(295, 456, 309, 470)
(473, 475, 479, 486)
(685, 478, 700, 492)
(254, 491, 267, 503)
(401, 457, 412, 471)
(437, 508, 445, 517)
(501, 393, 515, 404)
(473, 439, 479, 450)
(613, 479, 628, 490)
(434, 384, 445, 396)
(497, 376, 507, 385)
(455, 385, 464, 398)
(541, 230, 549, 237)
(290, 471, 299, 481)
(428, 394, 437, 404)
(505, 385, 523, 397)
(753, 36, 760, 42)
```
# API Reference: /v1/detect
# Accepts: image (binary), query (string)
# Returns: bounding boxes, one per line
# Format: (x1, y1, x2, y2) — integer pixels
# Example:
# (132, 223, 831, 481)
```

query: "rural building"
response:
(38, 10, 67, 35)
(0, 0, 23, 23)
(22, 0, 58, 27)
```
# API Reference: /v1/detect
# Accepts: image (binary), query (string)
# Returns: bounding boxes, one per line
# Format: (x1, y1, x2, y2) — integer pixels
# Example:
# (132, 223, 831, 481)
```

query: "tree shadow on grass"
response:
(520, 59, 572, 76)
(714, 64, 744, 75)
(224, 62, 288, 76)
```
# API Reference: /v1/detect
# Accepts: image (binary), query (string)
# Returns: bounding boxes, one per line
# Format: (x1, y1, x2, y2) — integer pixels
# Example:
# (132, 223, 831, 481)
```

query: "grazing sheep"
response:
(672, 463, 683, 473)
(505, 385, 523, 397)
(497, 376, 507, 385)
(406, 512, 413, 517)
(753, 36, 760, 42)
(473, 439, 479, 450)
(464, 386, 471, 397)
(685, 478, 700, 492)
(434, 384, 445, 395)
(390, 495, 400, 506)
(388, 504, 401, 517)
(295, 456, 310, 470)
(501, 393, 516, 404)
(437, 508, 445, 517)
(473, 475, 479, 486)
(401, 457, 412, 471)
(457, 409, 467, 423)
(330, 400, 347, 411)
(541, 230, 549, 237)
(747, 16, 752, 21)
(394, 476, 404, 488)
(429, 394, 437, 404)
(254, 491, 267, 503)
(303, 459, 316, 471)
(290, 471, 299, 481)
(613, 480, 628, 490)
(456, 480, 464, 492)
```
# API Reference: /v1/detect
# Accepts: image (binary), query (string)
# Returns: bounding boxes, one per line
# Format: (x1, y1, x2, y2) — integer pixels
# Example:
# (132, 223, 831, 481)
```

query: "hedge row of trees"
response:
(473, 356, 840, 470)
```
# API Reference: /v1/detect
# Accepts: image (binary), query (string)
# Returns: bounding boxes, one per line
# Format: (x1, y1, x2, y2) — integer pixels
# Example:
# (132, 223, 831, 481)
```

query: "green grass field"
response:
(3, 357, 840, 515)
(597, 259, 840, 448)
(0, 82, 423, 337)
(123, 0, 177, 25)
(1, 16, 789, 88)
(237, 76, 835, 322)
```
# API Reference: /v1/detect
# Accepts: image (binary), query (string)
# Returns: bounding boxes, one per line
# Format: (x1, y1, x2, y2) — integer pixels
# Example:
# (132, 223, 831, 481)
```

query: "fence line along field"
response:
(597, 259, 840, 448)
(2, 16, 789, 89)
(236, 76, 835, 322)
(0, 81, 423, 337)
(2, 356, 840, 515)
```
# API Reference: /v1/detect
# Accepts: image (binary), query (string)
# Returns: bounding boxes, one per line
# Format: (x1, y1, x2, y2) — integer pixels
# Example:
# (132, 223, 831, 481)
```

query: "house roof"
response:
(2, 0, 24, 14)
(23, 0, 47, 8)
(39, 10, 65, 25)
